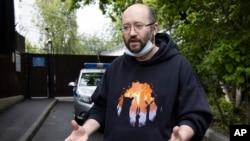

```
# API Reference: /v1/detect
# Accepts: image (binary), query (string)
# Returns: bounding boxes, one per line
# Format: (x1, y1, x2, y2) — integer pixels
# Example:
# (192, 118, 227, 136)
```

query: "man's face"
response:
(121, 6, 156, 53)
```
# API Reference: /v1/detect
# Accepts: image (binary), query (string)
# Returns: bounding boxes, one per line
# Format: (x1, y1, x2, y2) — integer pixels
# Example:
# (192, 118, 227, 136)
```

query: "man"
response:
(65, 3, 213, 141)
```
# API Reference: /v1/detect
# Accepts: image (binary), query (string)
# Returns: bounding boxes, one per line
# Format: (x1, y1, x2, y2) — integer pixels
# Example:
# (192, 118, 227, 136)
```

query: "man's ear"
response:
(153, 23, 159, 35)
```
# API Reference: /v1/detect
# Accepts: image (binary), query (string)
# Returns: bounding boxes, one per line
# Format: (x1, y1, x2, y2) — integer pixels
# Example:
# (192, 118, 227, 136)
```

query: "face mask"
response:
(125, 40, 154, 57)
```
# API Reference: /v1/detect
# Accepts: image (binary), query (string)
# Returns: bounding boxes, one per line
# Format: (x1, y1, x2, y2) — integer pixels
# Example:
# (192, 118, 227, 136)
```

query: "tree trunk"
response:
(246, 91, 250, 124)
(219, 81, 231, 102)
(235, 87, 241, 108)
(214, 83, 227, 125)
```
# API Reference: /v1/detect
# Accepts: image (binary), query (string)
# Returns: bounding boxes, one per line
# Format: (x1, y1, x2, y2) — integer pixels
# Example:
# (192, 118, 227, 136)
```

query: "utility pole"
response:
(45, 27, 55, 98)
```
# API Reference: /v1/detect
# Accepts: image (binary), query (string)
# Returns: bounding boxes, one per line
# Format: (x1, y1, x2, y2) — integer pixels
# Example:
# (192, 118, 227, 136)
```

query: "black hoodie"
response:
(88, 33, 213, 141)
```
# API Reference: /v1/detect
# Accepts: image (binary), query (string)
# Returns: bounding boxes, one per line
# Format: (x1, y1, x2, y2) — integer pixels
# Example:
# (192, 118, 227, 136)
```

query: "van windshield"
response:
(79, 73, 104, 86)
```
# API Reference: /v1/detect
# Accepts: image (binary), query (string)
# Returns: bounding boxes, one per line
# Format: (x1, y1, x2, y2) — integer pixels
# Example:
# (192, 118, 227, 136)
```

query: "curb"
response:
(0, 95, 24, 111)
(19, 99, 58, 141)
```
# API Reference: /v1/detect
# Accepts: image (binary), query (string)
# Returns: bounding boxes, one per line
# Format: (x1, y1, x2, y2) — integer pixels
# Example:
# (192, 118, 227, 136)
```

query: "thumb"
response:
(169, 126, 180, 141)
(173, 126, 180, 136)
(71, 120, 80, 130)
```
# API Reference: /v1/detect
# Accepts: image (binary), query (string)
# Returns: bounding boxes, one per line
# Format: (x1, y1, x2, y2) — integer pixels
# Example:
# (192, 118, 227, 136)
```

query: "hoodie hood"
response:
(124, 33, 180, 66)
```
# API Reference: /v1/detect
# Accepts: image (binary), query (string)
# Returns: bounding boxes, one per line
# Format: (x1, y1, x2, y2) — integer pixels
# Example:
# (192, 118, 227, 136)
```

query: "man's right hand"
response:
(64, 120, 89, 141)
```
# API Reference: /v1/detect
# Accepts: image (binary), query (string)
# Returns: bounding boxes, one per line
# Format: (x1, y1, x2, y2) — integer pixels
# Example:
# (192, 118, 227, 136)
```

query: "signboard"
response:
(32, 57, 45, 67)
(15, 53, 21, 72)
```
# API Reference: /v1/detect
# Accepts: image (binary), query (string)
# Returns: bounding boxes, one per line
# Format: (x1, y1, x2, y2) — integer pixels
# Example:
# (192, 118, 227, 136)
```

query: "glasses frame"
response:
(121, 22, 155, 33)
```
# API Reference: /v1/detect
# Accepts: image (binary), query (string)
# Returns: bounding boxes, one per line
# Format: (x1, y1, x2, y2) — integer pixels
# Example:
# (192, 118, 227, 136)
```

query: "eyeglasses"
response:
(121, 22, 155, 33)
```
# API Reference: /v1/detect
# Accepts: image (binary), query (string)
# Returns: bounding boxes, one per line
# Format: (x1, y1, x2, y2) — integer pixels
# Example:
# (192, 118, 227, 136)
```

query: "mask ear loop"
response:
(125, 40, 154, 57)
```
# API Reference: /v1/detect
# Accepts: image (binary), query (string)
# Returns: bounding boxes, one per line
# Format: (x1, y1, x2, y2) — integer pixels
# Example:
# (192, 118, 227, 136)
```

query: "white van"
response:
(68, 63, 110, 125)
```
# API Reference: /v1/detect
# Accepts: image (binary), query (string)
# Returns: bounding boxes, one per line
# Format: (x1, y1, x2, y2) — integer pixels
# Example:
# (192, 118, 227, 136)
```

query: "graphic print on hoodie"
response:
(117, 81, 157, 127)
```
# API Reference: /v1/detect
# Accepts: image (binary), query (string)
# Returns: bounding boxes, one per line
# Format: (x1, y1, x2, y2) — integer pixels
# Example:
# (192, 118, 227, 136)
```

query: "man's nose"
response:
(129, 26, 137, 36)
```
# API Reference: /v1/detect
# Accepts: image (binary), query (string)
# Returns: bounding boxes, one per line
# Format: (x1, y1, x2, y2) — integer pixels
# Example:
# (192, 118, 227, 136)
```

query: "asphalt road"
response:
(32, 101, 103, 141)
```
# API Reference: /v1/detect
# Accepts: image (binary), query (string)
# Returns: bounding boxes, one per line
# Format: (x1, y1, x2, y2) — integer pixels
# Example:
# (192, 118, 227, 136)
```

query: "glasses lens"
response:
(121, 25, 130, 32)
(122, 22, 154, 32)
(134, 24, 144, 31)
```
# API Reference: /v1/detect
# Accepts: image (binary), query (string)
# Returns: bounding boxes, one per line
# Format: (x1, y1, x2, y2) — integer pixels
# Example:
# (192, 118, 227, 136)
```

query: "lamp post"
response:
(45, 27, 55, 98)
(46, 39, 52, 54)
(45, 28, 53, 54)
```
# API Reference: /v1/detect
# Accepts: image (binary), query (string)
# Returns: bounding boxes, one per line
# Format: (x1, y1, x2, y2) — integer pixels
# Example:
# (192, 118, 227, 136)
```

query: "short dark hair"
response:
(148, 7, 156, 23)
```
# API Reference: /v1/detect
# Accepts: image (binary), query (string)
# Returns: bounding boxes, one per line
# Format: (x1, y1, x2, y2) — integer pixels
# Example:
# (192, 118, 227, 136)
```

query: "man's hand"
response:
(65, 119, 100, 141)
(169, 125, 194, 141)
(64, 120, 89, 141)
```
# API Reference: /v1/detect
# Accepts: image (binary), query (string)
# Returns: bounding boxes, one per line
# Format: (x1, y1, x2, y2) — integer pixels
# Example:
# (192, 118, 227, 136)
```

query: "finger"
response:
(64, 136, 71, 141)
(169, 126, 180, 141)
(71, 120, 80, 130)
(173, 126, 180, 136)
(64, 138, 70, 141)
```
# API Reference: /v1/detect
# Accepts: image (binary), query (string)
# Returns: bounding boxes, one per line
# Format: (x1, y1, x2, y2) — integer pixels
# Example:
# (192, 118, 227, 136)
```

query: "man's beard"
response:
(126, 39, 146, 53)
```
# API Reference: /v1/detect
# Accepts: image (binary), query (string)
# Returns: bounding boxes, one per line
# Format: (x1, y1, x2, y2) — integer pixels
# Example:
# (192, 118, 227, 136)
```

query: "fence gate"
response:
(29, 55, 50, 97)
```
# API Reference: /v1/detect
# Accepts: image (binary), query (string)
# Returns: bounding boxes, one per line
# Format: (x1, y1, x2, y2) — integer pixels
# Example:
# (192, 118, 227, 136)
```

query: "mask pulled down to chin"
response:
(125, 40, 154, 57)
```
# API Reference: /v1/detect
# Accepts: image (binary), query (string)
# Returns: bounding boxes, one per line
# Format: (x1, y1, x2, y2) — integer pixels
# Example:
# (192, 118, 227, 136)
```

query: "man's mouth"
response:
(129, 41, 139, 46)
(128, 38, 140, 48)
(129, 39, 139, 44)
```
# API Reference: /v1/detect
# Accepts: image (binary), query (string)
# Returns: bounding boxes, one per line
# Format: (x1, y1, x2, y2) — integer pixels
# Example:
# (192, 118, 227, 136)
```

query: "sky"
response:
(77, 4, 111, 36)
(14, 0, 111, 46)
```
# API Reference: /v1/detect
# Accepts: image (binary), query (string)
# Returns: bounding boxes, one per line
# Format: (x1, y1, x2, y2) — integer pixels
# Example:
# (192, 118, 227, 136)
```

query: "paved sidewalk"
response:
(0, 98, 57, 141)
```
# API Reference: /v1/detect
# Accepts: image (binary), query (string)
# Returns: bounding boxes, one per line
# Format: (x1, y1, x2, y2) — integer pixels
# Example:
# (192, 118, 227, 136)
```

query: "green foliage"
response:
(25, 40, 45, 54)
(33, 0, 84, 54)
(175, 0, 250, 128)
(34, 0, 119, 55)
(78, 33, 117, 55)
(210, 96, 247, 134)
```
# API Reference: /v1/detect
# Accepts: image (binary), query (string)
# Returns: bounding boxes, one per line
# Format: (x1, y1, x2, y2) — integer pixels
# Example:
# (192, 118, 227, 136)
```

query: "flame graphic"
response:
(117, 82, 157, 127)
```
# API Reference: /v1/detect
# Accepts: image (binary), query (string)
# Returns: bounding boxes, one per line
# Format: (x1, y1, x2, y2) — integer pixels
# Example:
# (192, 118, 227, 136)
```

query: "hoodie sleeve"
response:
(177, 56, 213, 141)
(87, 70, 108, 132)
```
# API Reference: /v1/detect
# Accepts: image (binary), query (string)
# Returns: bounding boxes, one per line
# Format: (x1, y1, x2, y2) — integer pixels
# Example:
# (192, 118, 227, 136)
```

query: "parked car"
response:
(69, 63, 110, 125)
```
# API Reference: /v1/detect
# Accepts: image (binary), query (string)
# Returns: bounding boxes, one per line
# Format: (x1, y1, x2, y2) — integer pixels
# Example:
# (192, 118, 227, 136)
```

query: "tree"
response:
(33, 0, 83, 54)
(34, 0, 118, 55)
(171, 0, 250, 128)
(68, 0, 250, 133)
(25, 40, 45, 54)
